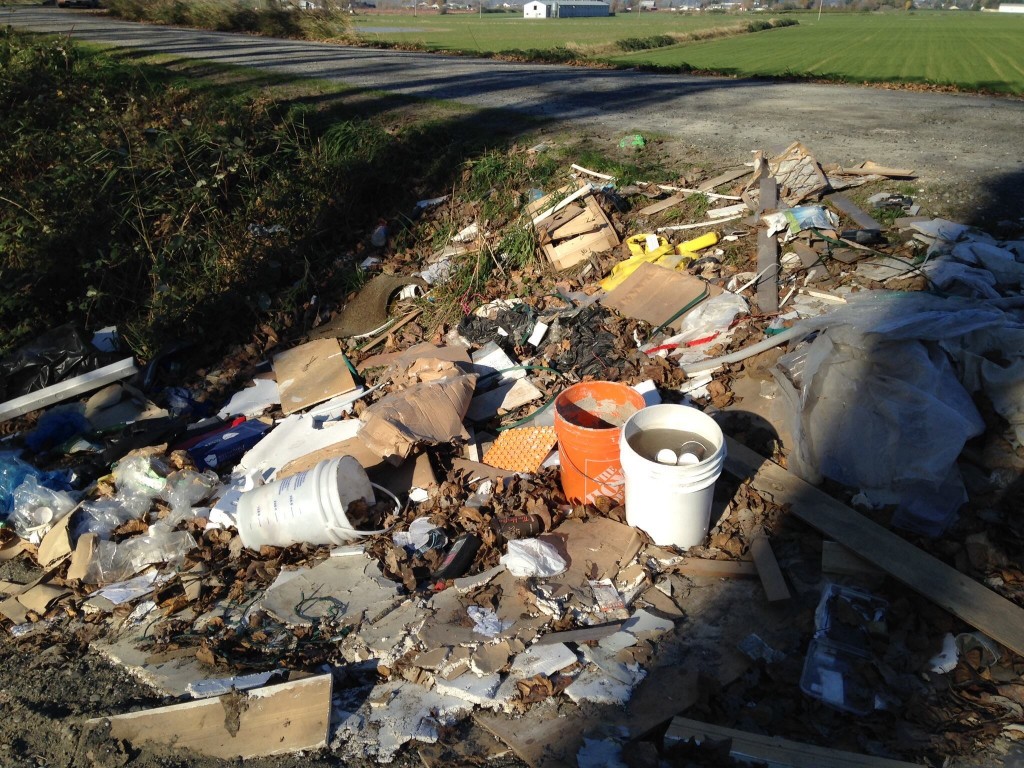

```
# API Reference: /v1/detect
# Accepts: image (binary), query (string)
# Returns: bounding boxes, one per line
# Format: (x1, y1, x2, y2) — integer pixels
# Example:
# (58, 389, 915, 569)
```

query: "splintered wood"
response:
(482, 426, 557, 474)
(528, 184, 619, 271)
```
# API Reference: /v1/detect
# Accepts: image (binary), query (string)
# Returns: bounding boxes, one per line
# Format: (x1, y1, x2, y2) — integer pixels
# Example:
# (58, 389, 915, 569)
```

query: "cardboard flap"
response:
(602, 262, 721, 331)
(273, 338, 357, 415)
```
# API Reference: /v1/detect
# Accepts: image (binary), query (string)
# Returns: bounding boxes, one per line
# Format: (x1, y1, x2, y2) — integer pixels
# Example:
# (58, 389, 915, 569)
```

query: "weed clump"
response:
(615, 35, 676, 52)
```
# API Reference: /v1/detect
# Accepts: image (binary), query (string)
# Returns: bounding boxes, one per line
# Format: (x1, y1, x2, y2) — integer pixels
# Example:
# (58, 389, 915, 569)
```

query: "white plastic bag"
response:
(7, 476, 77, 543)
(500, 538, 567, 578)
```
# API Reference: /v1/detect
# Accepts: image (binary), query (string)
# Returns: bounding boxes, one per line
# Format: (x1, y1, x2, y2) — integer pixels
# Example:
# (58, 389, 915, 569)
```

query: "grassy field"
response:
(352, 13, 752, 55)
(353, 11, 1024, 94)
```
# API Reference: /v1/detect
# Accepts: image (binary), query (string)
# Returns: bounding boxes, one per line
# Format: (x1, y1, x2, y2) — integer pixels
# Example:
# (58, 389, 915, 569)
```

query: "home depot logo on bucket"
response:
(585, 464, 624, 504)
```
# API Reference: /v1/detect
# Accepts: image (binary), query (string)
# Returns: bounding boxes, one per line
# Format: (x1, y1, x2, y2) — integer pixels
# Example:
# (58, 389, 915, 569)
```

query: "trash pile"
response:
(2, 140, 1024, 768)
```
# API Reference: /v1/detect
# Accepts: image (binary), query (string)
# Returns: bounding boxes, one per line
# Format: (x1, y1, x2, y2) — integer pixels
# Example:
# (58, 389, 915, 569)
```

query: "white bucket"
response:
(620, 404, 726, 549)
(236, 456, 381, 548)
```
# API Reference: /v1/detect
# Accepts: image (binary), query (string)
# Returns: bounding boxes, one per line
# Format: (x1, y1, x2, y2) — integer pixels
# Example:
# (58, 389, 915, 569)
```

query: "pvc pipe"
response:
(681, 325, 809, 376)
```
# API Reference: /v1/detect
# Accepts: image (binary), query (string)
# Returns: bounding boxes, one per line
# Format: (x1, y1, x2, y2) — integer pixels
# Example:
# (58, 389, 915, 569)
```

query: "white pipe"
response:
(571, 164, 615, 181)
(657, 213, 743, 233)
(681, 325, 809, 376)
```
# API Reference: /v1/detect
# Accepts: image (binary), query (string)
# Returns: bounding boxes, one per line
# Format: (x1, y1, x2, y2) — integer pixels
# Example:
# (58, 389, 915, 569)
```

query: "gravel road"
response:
(4, 6, 1024, 219)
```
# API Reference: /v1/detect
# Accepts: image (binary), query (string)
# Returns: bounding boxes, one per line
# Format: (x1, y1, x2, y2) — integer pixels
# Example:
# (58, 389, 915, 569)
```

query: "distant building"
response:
(554, 0, 611, 15)
(524, 0, 609, 14)
(998, 2, 1024, 10)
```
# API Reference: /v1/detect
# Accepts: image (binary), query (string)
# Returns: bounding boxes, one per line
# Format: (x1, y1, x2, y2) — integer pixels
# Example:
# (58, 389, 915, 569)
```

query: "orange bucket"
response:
(553, 381, 646, 505)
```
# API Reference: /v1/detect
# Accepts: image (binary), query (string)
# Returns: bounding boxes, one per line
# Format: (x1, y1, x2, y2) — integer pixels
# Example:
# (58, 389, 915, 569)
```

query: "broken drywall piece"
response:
(564, 662, 645, 707)
(273, 338, 357, 416)
(258, 556, 401, 628)
(453, 564, 504, 593)
(470, 341, 526, 383)
(87, 674, 332, 760)
(433, 672, 504, 707)
(359, 681, 473, 763)
(621, 608, 675, 637)
(509, 642, 578, 679)
(466, 378, 543, 422)
(471, 641, 512, 675)
(217, 377, 280, 419)
(598, 631, 639, 653)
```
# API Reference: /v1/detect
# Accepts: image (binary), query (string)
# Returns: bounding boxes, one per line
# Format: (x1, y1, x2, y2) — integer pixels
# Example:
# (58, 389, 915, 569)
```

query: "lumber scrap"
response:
(639, 194, 685, 217)
(672, 558, 757, 579)
(665, 716, 920, 767)
(699, 166, 751, 192)
(827, 193, 881, 231)
(756, 230, 779, 314)
(723, 437, 1024, 657)
(749, 535, 791, 603)
(85, 674, 332, 759)
(0, 358, 137, 423)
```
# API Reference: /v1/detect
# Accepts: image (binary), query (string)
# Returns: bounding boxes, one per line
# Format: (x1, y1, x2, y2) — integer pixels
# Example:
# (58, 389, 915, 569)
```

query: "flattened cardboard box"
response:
(273, 338, 356, 415)
(602, 262, 722, 331)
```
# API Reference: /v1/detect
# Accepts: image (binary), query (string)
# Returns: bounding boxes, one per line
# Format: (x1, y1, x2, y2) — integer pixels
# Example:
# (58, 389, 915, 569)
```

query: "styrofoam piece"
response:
(509, 643, 578, 679)
(632, 379, 661, 406)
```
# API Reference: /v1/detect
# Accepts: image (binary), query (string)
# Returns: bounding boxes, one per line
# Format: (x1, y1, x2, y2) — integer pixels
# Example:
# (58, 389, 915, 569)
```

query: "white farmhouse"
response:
(524, 0, 552, 16)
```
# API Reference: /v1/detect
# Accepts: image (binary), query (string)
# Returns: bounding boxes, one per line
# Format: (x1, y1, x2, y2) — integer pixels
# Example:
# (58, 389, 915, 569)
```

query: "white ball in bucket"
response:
(655, 449, 678, 465)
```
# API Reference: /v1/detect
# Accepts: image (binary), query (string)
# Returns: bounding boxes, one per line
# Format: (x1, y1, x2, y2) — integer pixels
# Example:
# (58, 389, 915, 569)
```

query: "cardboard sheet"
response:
(601, 262, 721, 331)
(358, 343, 471, 374)
(358, 374, 477, 461)
(272, 338, 357, 415)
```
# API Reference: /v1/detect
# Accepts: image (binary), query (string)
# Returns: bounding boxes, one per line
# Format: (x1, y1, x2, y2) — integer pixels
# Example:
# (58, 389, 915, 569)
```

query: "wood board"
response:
(750, 535, 791, 603)
(723, 437, 1024, 658)
(87, 674, 332, 760)
(756, 230, 779, 314)
(665, 716, 919, 767)
(539, 194, 619, 271)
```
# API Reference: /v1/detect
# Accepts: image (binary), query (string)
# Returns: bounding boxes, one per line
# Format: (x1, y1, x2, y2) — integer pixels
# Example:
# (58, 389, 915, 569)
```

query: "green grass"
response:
(351, 14, 751, 55)
(608, 11, 1024, 94)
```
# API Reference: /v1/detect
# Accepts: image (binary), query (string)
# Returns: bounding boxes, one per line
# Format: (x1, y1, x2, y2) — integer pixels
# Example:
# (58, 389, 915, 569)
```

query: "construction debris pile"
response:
(2, 141, 1024, 768)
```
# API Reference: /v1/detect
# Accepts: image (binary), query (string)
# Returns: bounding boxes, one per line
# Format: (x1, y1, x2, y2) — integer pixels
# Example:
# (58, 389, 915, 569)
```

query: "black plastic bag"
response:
(0, 324, 117, 401)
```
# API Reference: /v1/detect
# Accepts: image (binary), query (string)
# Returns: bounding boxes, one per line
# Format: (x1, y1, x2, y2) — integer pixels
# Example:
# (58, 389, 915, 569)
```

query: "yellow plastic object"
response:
(601, 231, 721, 292)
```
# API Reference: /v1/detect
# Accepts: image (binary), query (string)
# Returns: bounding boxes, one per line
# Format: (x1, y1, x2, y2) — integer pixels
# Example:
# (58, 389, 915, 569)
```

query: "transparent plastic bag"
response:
(156, 469, 219, 530)
(7, 476, 77, 543)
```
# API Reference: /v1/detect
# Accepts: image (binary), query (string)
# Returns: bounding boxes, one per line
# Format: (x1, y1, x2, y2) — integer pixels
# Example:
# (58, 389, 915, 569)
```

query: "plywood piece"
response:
(482, 426, 557, 474)
(666, 716, 919, 767)
(672, 558, 757, 579)
(827, 193, 881, 231)
(273, 338, 356, 415)
(601, 262, 721, 332)
(699, 167, 751, 192)
(756, 230, 779, 314)
(821, 540, 883, 580)
(724, 437, 1024, 658)
(639, 194, 685, 217)
(750, 535, 791, 603)
(89, 674, 332, 759)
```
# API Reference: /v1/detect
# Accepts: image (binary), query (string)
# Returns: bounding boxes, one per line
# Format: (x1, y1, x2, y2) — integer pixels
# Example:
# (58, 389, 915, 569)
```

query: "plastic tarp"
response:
(773, 290, 1024, 536)
(0, 324, 115, 401)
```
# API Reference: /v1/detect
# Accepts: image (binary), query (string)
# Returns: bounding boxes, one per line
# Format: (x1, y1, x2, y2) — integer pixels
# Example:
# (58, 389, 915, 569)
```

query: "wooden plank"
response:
(536, 203, 586, 243)
(639, 193, 685, 217)
(757, 175, 778, 215)
(756, 230, 779, 314)
(672, 558, 757, 579)
(699, 166, 751, 192)
(543, 227, 614, 271)
(749, 535, 791, 603)
(534, 621, 625, 646)
(88, 674, 332, 759)
(0, 358, 137, 423)
(827, 193, 881, 231)
(842, 161, 915, 178)
(665, 716, 920, 767)
(821, 540, 883, 580)
(723, 437, 1024, 658)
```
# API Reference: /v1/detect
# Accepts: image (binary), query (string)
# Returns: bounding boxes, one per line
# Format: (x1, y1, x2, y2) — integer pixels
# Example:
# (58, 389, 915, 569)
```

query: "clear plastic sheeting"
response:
(772, 290, 1024, 536)
(7, 476, 78, 543)
(83, 530, 197, 585)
